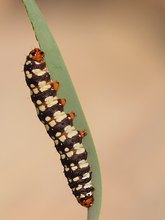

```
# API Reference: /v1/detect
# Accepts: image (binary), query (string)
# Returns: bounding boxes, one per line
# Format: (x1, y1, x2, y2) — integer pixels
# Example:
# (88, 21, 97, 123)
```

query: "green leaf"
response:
(22, 0, 102, 219)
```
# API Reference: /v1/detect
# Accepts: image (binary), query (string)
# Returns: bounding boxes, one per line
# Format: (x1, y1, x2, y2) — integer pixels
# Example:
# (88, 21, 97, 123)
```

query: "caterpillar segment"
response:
(24, 48, 94, 207)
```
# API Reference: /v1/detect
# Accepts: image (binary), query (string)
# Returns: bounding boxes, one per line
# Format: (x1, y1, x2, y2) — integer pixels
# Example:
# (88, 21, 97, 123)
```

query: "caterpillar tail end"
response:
(78, 197, 94, 208)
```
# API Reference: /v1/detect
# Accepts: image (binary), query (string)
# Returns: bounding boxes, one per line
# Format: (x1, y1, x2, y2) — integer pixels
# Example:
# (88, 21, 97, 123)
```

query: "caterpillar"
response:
(24, 48, 94, 208)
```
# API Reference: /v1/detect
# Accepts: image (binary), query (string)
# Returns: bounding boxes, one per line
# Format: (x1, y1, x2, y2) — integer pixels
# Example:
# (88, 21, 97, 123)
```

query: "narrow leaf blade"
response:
(22, 0, 102, 219)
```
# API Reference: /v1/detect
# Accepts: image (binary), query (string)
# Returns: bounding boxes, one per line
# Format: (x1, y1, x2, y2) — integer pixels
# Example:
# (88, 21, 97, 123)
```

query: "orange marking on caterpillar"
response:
(78, 197, 94, 208)
(60, 98, 66, 106)
(69, 111, 76, 120)
(80, 129, 87, 138)
(53, 81, 60, 91)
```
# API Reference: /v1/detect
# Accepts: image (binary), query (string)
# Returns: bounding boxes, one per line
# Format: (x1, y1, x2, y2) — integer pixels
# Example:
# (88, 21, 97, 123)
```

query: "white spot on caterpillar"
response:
(73, 143, 83, 150)
(53, 111, 60, 116)
(76, 147, 85, 155)
(66, 151, 74, 158)
(45, 96, 58, 107)
(39, 105, 46, 112)
(67, 130, 78, 138)
(64, 125, 75, 134)
(32, 68, 46, 76)
(68, 178, 72, 183)
(59, 135, 66, 142)
(80, 194, 85, 198)
(30, 84, 35, 88)
(54, 140, 59, 145)
(78, 160, 85, 165)
(38, 81, 52, 93)
(45, 96, 55, 102)
(38, 81, 46, 87)
(49, 120, 56, 127)
(26, 71, 32, 79)
(76, 185, 82, 191)
(32, 88, 39, 94)
(84, 181, 92, 189)
(54, 111, 67, 122)
(56, 132, 61, 137)
(36, 100, 42, 105)
(87, 192, 93, 196)
(73, 176, 80, 182)
(64, 125, 72, 133)
(40, 84, 51, 92)
(78, 160, 89, 169)
(65, 126, 78, 138)
(61, 154, 66, 159)
(80, 162, 89, 169)
(45, 116, 51, 122)
(64, 148, 69, 152)
(82, 172, 90, 179)
(51, 136, 55, 140)
(26, 60, 31, 65)
(71, 166, 78, 171)
(65, 167, 70, 172)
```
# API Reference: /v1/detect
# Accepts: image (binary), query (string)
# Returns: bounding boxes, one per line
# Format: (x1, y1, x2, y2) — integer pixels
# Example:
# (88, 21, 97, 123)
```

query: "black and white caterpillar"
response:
(24, 48, 94, 207)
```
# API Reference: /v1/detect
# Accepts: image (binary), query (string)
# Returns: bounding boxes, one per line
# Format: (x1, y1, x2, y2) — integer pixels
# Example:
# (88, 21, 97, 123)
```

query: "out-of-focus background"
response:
(0, 0, 165, 219)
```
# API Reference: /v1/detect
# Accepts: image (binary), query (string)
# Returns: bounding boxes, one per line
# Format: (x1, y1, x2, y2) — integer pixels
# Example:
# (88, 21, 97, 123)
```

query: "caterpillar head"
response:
(29, 48, 45, 63)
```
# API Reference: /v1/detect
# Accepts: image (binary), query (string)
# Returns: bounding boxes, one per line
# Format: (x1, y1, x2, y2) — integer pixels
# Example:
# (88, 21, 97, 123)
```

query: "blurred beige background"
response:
(0, 0, 165, 219)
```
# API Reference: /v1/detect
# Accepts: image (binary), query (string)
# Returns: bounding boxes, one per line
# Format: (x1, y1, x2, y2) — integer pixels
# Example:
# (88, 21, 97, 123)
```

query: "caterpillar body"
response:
(24, 48, 94, 208)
